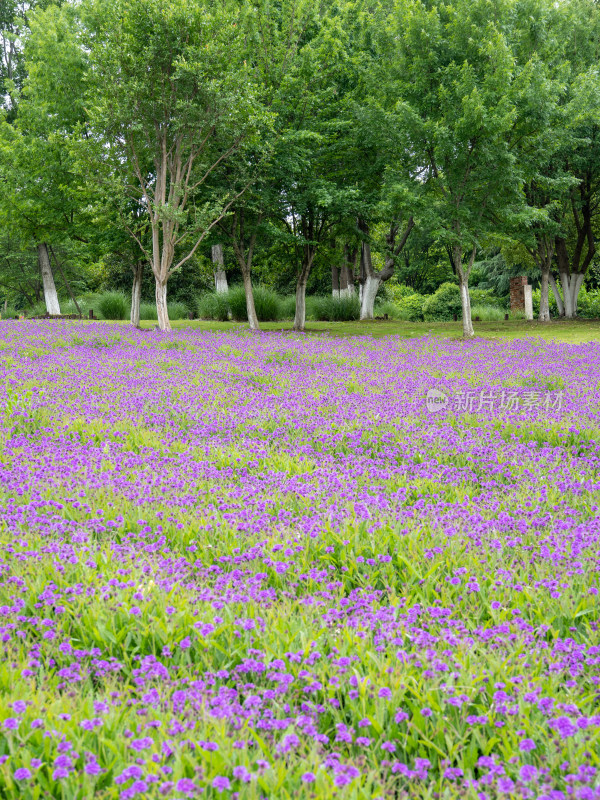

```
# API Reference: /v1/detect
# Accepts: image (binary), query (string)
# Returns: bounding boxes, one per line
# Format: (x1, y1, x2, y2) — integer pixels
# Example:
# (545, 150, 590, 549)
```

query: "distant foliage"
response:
(139, 303, 158, 321)
(311, 295, 360, 321)
(280, 295, 297, 319)
(196, 293, 230, 321)
(397, 293, 426, 321)
(422, 283, 462, 321)
(252, 287, 281, 321)
(98, 292, 129, 320)
(373, 300, 404, 320)
(470, 304, 506, 322)
(227, 285, 249, 321)
(167, 302, 189, 320)
(197, 286, 281, 322)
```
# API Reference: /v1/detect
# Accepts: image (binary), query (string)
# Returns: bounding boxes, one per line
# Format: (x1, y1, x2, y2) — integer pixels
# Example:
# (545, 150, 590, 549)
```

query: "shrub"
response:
(226, 285, 282, 322)
(1, 306, 18, 320)
(196, 292, 230, 321)
(397, 293, 425, 321)
(280, 295, 296, 319)
(253, 286, 281, 321)
(470, 304, 505, 322)
(227, 285, 249, 321)
(470, 288, 500, 306)
(98, 291, 129, 320)
(167, 301, 189, 320)
(423, 282, 462, 321)
(311, 294, 360, 321)
(374, 300, 403, 320)
(384, 282, 420, 304)
(62, 299, 85, 316)
(139, 303, 158, 321)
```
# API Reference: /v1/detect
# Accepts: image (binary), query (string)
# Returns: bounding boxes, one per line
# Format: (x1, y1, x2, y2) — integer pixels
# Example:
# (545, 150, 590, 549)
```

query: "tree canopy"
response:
(1, 0, 600, 332)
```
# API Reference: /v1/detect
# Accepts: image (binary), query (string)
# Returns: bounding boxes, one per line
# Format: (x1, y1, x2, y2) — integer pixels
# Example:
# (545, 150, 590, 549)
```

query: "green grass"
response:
(104, 317, 600, 344)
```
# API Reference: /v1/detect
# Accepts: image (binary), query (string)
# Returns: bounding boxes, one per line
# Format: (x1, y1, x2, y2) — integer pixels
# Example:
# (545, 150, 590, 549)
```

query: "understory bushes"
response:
(310, 295, 360, 321)
(139, 301, 189, 321)
(197, 286, 282, 322)
(98, 291, 129, 320)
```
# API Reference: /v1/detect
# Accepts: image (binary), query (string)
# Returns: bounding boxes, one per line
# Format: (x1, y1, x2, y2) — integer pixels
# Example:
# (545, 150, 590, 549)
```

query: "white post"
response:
(524, 285, 533, 321)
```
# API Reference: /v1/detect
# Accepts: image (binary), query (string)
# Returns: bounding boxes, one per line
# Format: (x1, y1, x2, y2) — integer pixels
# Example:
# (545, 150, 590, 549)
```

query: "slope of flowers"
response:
(1, 320, 600, 799)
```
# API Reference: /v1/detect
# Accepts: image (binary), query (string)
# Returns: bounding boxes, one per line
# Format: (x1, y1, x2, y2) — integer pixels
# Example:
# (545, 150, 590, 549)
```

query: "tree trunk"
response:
(212, 244, 228, 294)
(332, 259, 340, 299)
(549, 274, 564, 316)
(539, 268, 550, 322)
(242, 268, 259, 331)
(560, 272, 574, 318)
(340, 246, 355, 298)
(294, 277, 307, 332)
(459, 276, 474, 337)
(155, 279, 171, 331)
(572, 273, 584, 315)
(131, 262, 143, 327)
(38, 242, 60, 315)
(360, 274, 380, 320)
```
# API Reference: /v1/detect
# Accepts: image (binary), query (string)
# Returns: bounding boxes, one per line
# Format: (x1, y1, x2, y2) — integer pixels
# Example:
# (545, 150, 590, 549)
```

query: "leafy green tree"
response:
(83, 0, 271, 331)
(386, 0, 560, 336)
(0, 2, 89, 314)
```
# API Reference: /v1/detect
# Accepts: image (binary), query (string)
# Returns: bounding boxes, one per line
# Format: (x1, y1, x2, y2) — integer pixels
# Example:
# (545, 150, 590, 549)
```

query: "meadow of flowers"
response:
(1, 320, 600, 799)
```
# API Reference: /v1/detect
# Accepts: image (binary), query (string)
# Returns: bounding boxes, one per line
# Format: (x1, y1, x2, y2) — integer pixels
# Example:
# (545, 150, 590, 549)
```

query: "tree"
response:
(84, 0, 270, 331)
(0, 2, 90, 315)
(388, 0, 556, 336)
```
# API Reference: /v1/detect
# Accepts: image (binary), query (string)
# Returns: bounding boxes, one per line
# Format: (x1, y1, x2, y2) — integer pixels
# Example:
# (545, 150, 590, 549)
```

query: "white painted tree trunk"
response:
(539, 269, 550, 322)
(332, 261, 340, 299)
(459, 277, 474, 337)
(38, 243, 61, 315)
(212, 244, 228, 294)
(294, 279, 307, 332)
(549, 274, 564, 316)
(155, 280, 171, 331)
(242, 269, 259, 331)
(560, 272, 574, 318)
(572, 273, 584, 315)
(360, 274, 380, 320)
(130, 263, 143, 327)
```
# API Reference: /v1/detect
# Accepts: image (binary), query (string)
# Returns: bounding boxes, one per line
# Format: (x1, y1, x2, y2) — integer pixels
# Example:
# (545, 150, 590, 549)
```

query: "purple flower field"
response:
(1, 320, 600, 799)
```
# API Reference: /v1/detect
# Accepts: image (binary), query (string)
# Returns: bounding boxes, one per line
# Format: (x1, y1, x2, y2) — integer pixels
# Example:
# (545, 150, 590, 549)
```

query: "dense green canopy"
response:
(1, 0, 600, 332)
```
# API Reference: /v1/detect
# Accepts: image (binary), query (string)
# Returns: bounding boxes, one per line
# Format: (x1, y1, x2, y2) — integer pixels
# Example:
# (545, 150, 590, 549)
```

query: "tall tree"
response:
(84, 0, 270, 331)
(0, 2, 89, 315)
(388, 0, 556, 336)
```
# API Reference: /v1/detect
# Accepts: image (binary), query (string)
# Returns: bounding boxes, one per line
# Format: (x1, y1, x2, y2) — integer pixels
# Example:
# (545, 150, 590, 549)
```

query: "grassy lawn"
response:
(122, 316, 600, 343)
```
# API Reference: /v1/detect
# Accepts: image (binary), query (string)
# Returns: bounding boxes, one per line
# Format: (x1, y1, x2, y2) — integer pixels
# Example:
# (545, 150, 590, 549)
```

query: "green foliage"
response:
(139, 302, 158, 321)
(423, 283, 462, 321)
(201, 286, 282, 322)
(373, 300, 404, 320)
(98, 291, 129, 320)
(397, 293, 425, 322)
(166, 301, 189, 320)
(384, 282, 421, 304)
(227, 285, 251, 322)
(280, 295, 297, 320)
(470, 304, 506, 322)
(311, 295, 360, 321)
(252, 286, 282, 322)
(196, 292, 230, 322)
(470, 288, 501, 307)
